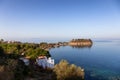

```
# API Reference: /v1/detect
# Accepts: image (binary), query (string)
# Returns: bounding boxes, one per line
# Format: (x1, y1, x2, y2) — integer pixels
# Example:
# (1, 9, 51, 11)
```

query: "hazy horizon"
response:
(0, 0, 120, 41)
(1, 37, 120, 43)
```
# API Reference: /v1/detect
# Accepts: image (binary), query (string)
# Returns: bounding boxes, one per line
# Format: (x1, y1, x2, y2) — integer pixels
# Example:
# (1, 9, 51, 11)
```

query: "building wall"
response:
(36, 57, 54, 69)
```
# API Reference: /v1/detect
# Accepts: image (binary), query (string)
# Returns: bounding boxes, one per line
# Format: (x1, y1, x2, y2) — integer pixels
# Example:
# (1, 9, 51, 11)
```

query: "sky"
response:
(0, 0, 120, 41)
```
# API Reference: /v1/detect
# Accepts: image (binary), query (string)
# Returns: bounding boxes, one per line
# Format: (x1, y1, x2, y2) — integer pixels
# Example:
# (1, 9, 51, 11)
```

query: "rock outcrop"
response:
(69, 39, 93, 47)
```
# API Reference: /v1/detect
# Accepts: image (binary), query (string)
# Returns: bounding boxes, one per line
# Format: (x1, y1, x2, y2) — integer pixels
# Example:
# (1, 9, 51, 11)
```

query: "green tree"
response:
(0, 39, 4, 42)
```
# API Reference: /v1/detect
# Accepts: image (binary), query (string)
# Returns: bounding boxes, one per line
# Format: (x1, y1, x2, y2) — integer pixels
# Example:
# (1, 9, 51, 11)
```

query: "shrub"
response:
(54, 60, 84, 80)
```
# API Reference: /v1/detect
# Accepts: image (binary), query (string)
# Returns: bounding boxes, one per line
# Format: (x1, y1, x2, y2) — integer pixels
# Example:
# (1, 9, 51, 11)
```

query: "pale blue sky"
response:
(0, 0, 120, 41)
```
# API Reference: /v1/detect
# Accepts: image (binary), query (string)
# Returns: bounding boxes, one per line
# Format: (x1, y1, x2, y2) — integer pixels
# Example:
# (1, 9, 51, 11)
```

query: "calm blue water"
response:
(50, 41, 120, 80)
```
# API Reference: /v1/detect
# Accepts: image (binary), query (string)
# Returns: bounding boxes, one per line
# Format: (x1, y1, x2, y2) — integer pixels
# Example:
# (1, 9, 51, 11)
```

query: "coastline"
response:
(0, 38, 92, 80)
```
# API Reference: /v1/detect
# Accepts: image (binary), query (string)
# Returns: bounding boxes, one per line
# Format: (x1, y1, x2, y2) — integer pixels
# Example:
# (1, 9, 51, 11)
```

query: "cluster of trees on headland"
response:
(0, 39, 50, 59)
(70, 39, 92, 43)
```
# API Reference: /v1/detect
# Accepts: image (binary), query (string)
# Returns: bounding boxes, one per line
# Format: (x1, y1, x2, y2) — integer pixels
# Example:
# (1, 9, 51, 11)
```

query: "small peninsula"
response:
(38, 39, 93, 50)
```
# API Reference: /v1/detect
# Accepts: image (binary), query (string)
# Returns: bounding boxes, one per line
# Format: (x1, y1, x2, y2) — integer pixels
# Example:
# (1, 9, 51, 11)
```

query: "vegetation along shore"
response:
(0, 38, 92, 80)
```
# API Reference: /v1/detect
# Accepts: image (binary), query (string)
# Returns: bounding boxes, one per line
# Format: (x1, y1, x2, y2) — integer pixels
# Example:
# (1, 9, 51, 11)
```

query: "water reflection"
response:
(70, 45, 92, 48)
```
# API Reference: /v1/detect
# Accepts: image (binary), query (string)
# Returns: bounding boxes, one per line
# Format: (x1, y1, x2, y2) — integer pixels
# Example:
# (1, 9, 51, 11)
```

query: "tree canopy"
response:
(0, 41, 51, 59)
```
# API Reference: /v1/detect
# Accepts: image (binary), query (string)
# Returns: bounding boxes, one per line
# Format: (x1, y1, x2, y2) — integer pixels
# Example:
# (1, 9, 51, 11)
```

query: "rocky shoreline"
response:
(40, 39, 93, 50)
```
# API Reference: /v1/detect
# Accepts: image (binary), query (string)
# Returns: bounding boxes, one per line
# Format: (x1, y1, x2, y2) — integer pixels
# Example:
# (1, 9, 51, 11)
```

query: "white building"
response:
(19, 57, 29, 66)
(36, 56, 54, 69)
(47, 57, 54, 68)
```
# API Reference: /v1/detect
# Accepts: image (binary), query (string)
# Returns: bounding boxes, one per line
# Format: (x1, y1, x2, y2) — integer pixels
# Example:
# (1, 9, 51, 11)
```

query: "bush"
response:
(0, 59, 17, 80)
(54, 60, 84, 80)
(0, 46, 4, 56)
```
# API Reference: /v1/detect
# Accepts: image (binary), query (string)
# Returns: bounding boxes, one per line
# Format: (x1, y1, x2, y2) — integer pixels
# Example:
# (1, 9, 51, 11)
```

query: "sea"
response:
(50, 40, 120, 80)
